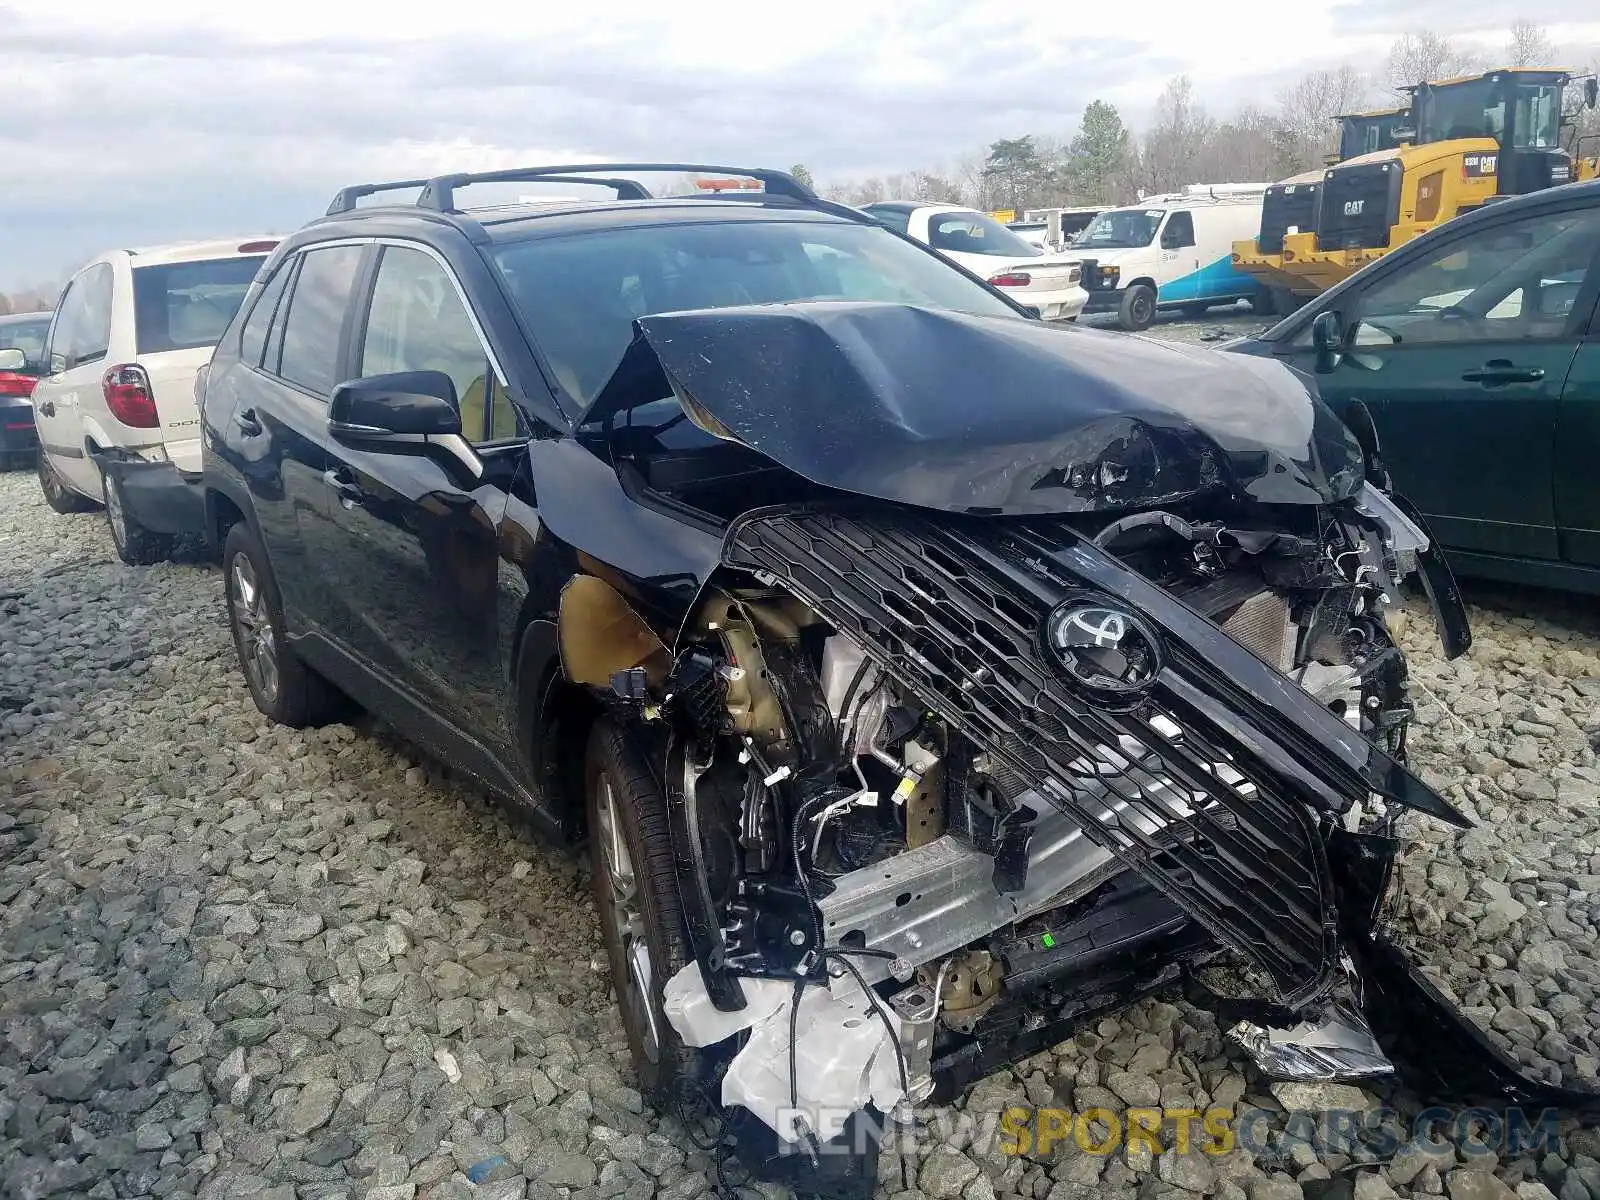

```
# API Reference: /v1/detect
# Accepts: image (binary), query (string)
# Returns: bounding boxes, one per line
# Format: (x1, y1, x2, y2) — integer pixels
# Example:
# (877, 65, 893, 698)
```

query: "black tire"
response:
(36, 448, 96, 513)
(585, 719, 697, 1105)
(223, 522, 347, 727)
(104, 470, 173, 566)
(1118, 283, 1157, 331)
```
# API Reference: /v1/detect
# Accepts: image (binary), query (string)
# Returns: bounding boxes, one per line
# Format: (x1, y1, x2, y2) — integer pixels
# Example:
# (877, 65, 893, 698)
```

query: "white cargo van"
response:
(1070, 184, 1269, 330)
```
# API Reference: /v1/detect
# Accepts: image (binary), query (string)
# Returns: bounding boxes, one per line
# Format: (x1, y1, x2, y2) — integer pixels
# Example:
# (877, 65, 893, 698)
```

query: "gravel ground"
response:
(2, 344, 1598, 1200)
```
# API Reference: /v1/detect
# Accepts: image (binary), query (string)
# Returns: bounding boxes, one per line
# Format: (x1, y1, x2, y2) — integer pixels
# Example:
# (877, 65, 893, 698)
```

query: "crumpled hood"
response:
(586, 301, 1366, 516)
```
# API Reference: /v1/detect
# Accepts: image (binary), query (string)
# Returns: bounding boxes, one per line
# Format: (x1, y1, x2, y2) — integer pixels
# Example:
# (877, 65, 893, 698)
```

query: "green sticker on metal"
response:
(1041, 932, 1056, 949)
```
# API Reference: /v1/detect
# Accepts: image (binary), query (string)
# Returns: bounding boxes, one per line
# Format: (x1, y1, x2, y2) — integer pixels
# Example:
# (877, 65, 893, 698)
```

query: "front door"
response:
(1285, 203, 1600, 561)
(34, 263, 115, 499)
(322, 242, 523, 739)
(1554, 331, 1600, 568)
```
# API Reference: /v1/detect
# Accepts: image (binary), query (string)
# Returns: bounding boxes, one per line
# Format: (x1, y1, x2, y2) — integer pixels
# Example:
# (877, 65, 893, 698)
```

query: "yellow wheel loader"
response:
(1231, 108, 1409, 314)
(1276, 68, 1599, 296)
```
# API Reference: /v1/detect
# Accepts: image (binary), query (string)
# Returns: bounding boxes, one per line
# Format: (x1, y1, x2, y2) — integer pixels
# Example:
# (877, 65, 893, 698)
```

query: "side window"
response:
(278, 245, 364, 395)
(360, 245, 516, 442)
(1350, 208, 1600, 347)
(51, 264, 114, 369)
(1161, 211, 1195, 250)
(239, 261, 292, 368)
(43, 281, 77, 373)
(864, 207, 912, 237)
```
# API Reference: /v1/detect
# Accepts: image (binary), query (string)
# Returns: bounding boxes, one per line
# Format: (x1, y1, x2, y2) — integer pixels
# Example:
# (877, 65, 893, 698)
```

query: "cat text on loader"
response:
(1276, 67, 1598, 296)
(1230, 106, 1411, 313)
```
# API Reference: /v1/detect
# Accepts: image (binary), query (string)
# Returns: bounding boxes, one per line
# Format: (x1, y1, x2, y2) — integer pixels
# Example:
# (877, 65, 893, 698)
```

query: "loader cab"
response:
(1333, 107, 1412, 165)
(1414, 68, 1577, 195)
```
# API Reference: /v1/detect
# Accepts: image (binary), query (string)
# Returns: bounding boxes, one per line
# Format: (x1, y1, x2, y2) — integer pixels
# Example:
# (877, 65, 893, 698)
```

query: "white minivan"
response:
(32, 237, 277, 563)
(1069, 185, 1270, 331)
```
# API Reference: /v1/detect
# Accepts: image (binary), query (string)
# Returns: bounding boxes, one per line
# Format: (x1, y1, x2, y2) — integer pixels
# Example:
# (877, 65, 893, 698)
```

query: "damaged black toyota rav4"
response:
(199, 164, 1572, 1196)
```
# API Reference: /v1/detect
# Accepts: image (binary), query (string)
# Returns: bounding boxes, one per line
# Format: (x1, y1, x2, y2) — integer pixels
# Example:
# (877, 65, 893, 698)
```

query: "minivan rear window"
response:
(133, 256, 267, 354)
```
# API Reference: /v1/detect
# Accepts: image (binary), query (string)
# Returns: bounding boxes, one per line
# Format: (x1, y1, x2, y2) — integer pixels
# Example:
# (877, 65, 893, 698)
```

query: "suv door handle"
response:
(234, 408, 264, 436)
(1461, 361, 1545, 385)
(323, 468, 364, 507)
(35, 399, 54, 417)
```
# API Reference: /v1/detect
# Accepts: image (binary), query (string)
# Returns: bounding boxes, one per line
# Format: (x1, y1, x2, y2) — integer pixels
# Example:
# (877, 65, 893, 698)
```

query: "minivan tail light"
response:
(104, 364, 160, 428)
(989, 272, 1032, 287)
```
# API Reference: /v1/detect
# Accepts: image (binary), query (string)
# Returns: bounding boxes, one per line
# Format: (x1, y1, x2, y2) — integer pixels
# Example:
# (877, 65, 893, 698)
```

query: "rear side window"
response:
(239, 262, 292, 367)
(52, 263, 113, 368)
(133, 256, 265, 354)
(278, 245, 364, 395)
(863, 206, 911, 236)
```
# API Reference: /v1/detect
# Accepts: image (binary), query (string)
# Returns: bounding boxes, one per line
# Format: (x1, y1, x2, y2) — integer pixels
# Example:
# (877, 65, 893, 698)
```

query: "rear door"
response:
(1553, 281, 1600, 567)
(34, 263, 114, 498)
(130, 254, 268, 472)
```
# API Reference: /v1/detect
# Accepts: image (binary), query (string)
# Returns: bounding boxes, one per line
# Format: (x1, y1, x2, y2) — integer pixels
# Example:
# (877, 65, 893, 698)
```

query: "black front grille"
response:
(1258, 183, 1319, 254)
(1315, 162, 1403, 251)
(726, 510, 1340, 1006)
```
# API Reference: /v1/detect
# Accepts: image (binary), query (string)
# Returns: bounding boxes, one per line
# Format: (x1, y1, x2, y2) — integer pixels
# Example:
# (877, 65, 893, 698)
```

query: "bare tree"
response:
(1141, 76, 1218, 194)
(1274, 66, 1378, 169)
(1506, 19, 1554, 68)
(1387, 31, 1481, 90)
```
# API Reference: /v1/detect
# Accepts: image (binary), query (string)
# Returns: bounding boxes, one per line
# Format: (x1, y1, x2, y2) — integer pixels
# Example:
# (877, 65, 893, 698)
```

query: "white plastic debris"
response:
(661, 962, 906, 1146)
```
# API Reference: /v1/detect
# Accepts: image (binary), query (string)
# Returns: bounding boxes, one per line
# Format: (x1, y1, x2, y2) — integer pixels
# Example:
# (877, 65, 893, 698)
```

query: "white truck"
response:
(1069, 184, 1270, 330)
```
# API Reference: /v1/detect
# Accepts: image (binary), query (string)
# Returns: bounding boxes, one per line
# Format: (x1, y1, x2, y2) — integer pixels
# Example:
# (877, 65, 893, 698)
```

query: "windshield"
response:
(0, 317, 50, 370)
(133, 256, 265, 353)
(926, 210, 1043, 258)
(1513, 84, 1562, 148)
(492, 218, 1022, 406)
(1075, 209, 1163, 249)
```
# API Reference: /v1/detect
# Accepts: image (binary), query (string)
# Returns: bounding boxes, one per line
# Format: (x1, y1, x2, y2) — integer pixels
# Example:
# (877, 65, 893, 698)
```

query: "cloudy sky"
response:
(4, 0, 1600, 289)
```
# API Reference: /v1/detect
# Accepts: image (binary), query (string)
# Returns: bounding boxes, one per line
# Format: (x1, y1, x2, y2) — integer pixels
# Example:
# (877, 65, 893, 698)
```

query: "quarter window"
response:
(278, 245, 364, 395)
(51, 263, 114, 369)
(239, 261, 292, 368)
(359, 245, 516, 441)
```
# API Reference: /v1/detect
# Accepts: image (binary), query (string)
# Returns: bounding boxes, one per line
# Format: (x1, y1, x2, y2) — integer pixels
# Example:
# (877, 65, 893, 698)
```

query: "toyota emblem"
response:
(1044, 599, 1164, 701)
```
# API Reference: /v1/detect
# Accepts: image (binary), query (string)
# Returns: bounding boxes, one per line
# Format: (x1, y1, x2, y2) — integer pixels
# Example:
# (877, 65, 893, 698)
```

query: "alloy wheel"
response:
(229, 552, 280, 704)
(593, 771, 661, 1062)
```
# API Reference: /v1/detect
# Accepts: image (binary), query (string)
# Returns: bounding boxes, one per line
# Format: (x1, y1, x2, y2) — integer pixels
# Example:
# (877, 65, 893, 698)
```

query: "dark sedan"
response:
(1223, 179, 1600, 595)
(0, 310, 51, 468)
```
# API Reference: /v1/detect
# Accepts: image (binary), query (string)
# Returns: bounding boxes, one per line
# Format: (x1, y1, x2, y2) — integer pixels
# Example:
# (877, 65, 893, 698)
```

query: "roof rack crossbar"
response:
(326, 178, 435, 216)
(414, 162, 820, 212)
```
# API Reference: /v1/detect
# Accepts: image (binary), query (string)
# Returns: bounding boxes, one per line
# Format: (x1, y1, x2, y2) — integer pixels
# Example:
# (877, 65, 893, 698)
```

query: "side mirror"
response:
(1586, 78, 1598, 109)
(0, 348, 25, 372)
(1311, 310, 1345, 374)
(329, 371, 462, 445)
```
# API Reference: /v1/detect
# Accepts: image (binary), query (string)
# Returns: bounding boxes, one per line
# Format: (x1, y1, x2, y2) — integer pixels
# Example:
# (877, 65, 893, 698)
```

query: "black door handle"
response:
(234, 408, 264, 436)
(1461, 361, 1545, 385)
(322, 468, 364, 507)
(35, 399, 54, 417)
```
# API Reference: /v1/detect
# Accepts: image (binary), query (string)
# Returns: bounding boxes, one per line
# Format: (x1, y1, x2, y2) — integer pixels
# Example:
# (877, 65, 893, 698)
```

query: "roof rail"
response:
(411, 162, 821, 212)
(326, 178, 434, 216)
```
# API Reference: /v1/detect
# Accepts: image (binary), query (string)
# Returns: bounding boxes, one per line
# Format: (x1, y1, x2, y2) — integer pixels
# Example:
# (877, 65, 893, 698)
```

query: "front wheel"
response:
(1118, 284, 1157, 331)
(223, 522, 347, 727)
(586, 720, 698, 1105)
(36, 448, 96, 513)
(104, 470, 173, 565)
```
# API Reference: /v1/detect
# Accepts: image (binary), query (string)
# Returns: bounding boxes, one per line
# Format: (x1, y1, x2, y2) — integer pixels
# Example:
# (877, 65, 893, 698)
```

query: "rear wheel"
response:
(36, 448, 96, 513)
(1118, 283, 1157, 331)
(104, 471, 173, 565)
(223, 522, 347, 727)
(586, 719, 697, 1105)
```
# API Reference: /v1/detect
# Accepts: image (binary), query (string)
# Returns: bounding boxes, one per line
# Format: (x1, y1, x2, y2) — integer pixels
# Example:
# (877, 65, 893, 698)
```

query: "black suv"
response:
(201, 164, 1547, 1197)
